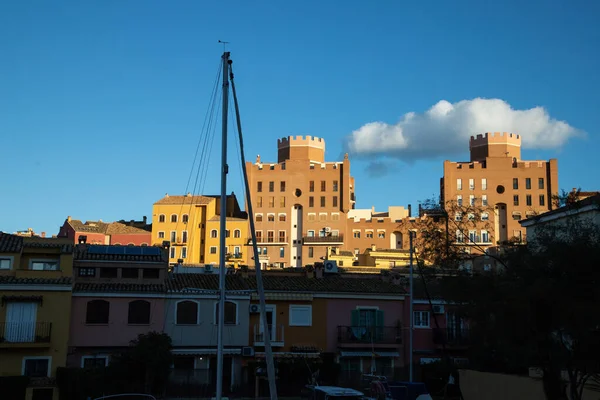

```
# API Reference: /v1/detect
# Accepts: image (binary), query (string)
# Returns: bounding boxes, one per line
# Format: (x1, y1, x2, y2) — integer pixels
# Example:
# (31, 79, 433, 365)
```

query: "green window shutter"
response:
(351, 309, 360, 327)
(375, 310, 384, 340)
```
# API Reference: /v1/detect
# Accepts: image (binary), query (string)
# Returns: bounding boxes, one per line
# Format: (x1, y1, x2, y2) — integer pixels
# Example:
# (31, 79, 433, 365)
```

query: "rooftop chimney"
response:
(41, 232, 46, 238)
(143, 216, 147, 224)
(408, 204, 412, 218)
(67, 216, 72, 222)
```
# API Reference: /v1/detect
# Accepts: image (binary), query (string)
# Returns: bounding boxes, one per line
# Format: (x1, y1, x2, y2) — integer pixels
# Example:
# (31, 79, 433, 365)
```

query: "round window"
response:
(496, 185, 505, 194)
(295, 188, 302, 197)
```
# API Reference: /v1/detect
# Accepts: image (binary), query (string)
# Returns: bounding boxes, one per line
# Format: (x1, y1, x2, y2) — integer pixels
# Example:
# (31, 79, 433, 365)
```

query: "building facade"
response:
(0, 233, 74, 400)
(58, 217, 152, 246)
(441, 132, 558, 249)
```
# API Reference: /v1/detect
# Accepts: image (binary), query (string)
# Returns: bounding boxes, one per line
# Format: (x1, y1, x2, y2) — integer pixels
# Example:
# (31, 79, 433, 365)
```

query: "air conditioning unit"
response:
(204, 265, 214, 274)
(249, 304, 260, 314)
(432, 305, 445, 314)
(241, 346, 255, 357)
(324, 227, 331, 233)
(323, 260, 338, 274)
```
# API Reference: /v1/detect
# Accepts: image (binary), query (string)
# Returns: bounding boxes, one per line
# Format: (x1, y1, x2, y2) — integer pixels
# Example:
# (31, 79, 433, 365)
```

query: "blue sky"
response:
(1, 0, 599, 234)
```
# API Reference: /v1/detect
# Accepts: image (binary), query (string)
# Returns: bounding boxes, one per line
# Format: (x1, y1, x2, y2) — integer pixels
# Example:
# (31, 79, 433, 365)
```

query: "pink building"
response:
(58, 216, 152, 246)
(67, 244, 168, 368)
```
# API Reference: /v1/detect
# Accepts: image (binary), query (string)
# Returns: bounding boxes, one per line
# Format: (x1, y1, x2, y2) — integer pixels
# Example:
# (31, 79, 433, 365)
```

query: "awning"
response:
(340, 351, 400, 358)
(251, 293, 313, 301)
(172, 348, 241, 356)
(255, 352, 321, 359)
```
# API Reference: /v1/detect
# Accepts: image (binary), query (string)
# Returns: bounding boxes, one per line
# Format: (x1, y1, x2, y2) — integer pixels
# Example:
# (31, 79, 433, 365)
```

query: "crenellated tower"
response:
(277, 135, 326, 163)
(469, 132, 521, 162)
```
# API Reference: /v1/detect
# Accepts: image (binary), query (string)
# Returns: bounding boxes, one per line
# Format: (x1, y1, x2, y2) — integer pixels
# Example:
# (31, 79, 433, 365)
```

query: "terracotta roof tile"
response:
(0, 232, 24, 253)
(0, 276, 72, 285)
(74, 282, 165, 293)
(23, 239, 73, 253)
(154, 195, 216, 205)
(167, 273, 250, 292)
(73, 244, 168, 263)
(67, 219, 110, 234)
(105, 223, 152, 235)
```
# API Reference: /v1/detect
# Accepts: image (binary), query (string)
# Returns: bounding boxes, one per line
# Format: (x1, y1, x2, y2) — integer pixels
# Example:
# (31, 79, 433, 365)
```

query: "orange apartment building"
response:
(441, 132, 558, 250)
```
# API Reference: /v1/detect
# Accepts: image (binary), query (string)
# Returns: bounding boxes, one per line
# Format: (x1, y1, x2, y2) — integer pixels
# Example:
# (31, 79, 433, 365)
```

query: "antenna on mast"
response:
(218, 40, 230, 51)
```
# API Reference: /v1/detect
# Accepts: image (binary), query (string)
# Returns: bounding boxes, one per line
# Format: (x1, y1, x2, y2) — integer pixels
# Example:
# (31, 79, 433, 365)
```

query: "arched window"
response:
(128, 300, 151, 324)
(279, 214, 286, 222)
(211, 229, 218, 238)
(234, 229, 241, 238)
(267, 214, 275, 222)
(214, 301, 238, 325)
(86, 300, 110, 324)
(176, 300, 199, 325)
(140, 243, 148, 246)
(255, 214, 263, 222)
(182, 214, 189, 223)
(170, 214, 178, 223)
(159, 214, 165, 223)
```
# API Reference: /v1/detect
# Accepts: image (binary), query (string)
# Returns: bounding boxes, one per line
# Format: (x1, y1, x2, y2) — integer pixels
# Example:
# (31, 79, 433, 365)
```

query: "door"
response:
(5, 302, 37, 342)
(259, 306, 275, 341)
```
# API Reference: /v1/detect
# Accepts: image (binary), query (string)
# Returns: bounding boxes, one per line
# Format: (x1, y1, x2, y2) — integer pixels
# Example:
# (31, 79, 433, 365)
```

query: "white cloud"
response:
(345, 98, 583, 162)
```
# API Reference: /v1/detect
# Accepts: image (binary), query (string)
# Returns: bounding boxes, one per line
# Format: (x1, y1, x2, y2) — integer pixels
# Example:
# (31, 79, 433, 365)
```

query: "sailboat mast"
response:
(216, 51, 231, 400)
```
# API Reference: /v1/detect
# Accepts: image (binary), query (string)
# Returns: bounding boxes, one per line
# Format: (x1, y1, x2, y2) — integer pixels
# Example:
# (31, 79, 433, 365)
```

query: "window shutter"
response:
(375, 310, 384, 340)
(351, 309, 360, 327)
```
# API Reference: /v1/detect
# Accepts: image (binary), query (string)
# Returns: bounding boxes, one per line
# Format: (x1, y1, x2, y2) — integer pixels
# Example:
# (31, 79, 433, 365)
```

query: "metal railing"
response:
(433, 327, 470, 346)
(253, 324, 284, 344)
(337, 326, 402, 344)
(303, 235, 344, 243)
(0, 322, 52, 343)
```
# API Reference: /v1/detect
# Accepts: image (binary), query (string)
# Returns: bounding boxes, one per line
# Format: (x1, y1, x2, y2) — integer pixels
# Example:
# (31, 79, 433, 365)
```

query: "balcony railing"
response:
(253, 324, 284, 345)
(337, 326, 402, 345)
(0, 322, 52, 344)
(247, 237, 288, 244)
(433, 328, 470, 346)
(303, 235, 344, 243)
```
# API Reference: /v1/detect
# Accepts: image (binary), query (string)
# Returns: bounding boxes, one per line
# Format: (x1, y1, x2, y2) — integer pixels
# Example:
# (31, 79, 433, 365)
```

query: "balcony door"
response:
(259, 305, 276, 341)
(351, 308, 383, 341)
(5, 302, 37, 342)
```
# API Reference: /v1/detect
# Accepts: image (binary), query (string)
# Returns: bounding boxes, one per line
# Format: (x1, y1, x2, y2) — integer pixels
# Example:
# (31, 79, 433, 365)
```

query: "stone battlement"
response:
(469, 132, 521, 148)
(277, 135, 326, 149)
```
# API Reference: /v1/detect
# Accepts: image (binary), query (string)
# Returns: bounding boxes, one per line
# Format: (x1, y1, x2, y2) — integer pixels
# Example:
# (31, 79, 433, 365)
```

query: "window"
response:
(455, 212, 463, 221)
(481, 178, 487, 190)
(307, 230, 315, 237)
(353, 231, 360, 238)
(257, 196, 263, 207)
(289, 305, 312, 326)
(86, 300, 109, 324)
(456, 179, 462, 190)
(413, 311, 430, 328)
(182, 231, 188, 243)
(469, 230, 477, 243)
(169, 247, 176, 258)
(333, 180, 338, 192)
(215, 301, 237, 325)
(456, 195, 462, 206)
(279, 214, 286, 222)
(176, 300, 199, 324)
(319, 213, 327, 221)
(526, 195, 532, 206)
(0, 257, 12, 270)
(171, 214, 178, 223)
(482, 195, 488, 206)
(30, 260, 59, 271)
(513, 178, 519, 190)
(267, 231, 274, 242)
(181, 247, 187, 259)
(481, 230, 490, 243)
(352, 308, 382, 328)
(234, 229, 241, 238)
(332, 196, 338, 207)
(128, 300, 151, 324)
(539, 195, 545, 206)
(159, 214, 165, 223)
(255, 214, 263, 222)
(469, 195, 475, 206)
(308, 247, 314, 258)
(255, 231, 263, 241)
(321, 181, 326, 191)
(23, 358, 50, 377)
(309, 196, 314, 207)
(481, 212, 489, 221)
(307, 213, 316, 221)
(539, 178, 544, 189)
(526, 178, 531, 189)
(331, 213, 340, 221)
(143, 268, 159, 279)
(366, 231, 374, 238)
(211, 229, 218, 238)
(512, 212, 522, 221)
(225, 229, 230, 238)
(78, 267, 95, 277)
(268, 197, 275, 207)
(268, 214, 275, 222)
(170, 231, 176, 243)
(320, 196, 326, 207)
(278, 231, 286, 242)
(513, 195, 519, 206)
(269, 181, 274, 192)
(309, 181, 315, 192)
(280, 181, 286, 192)
(378, 231, 385, 239)
(158, 231, 165, 239)
(210, 246, 217, 254)
(469, 178, 474, 190)
(257, 181, 263, 192)
(280, 196, 286, 207)
(122, 268, 138, 278)
(233, 246, 241, 257)
(100, 268, 117, 278)
(82, 356, 108, 369)
(456, 230, 464, 243)
(182, 214, 189, 223)
(279, 247, 285, 257)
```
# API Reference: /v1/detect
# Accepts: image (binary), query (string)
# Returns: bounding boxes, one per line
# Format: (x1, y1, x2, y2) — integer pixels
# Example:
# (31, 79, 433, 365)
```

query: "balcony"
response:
(247, 237, 288, 245)
(253, 324, 284, 347)
(433, 328, 470, 347)
(337, 326, 402, 346)
(303, 234, 344, 244)
(0, 322, 52, 347)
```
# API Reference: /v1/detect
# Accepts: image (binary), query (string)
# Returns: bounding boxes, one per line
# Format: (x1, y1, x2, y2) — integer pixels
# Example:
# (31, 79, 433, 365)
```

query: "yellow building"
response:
(151, 193, 249, 265)
(0, 233, 74, 400)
